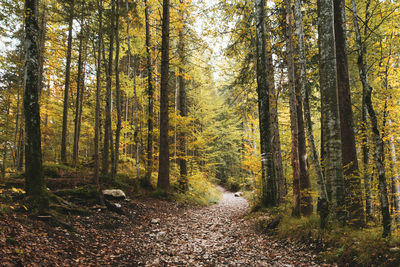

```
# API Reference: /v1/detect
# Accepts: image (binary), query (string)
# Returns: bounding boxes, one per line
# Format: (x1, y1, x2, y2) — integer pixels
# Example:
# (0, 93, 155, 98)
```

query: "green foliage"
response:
(274, 211, 400, 266)
(173, 172, 222, 206)
(43, 163, 76, 178)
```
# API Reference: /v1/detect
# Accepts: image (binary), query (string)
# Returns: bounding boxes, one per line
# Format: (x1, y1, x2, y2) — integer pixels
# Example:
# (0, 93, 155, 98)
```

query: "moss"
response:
(43, 163, 76, 178)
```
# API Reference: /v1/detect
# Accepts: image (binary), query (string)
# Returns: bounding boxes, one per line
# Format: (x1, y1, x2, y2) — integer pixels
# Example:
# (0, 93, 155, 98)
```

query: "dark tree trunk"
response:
(94, 0, 103, 193)
(102, 0, 115, 176)
(61, 0, 74, 164)
(158, 0, 171, 190)
(255, 0, 277, 207)
(24, 0, 47, 208)
(178, 0, 188, 191)
(112, 0, 121, 180)
(333, 0, 365, 228)
(284, 0, 301, 216)
(295, 69, 313, 216)
(144, 0, 154, 186)
(73, 16, 86, 166)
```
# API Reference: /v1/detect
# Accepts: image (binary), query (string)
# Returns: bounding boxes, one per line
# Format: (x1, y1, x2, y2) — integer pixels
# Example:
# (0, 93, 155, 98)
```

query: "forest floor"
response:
(0, 186, 331, 266)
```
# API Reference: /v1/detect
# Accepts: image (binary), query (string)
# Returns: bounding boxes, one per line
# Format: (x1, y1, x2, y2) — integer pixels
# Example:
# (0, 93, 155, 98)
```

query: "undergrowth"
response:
(173, 172, 222, 206)
(262, 207, 400, 266)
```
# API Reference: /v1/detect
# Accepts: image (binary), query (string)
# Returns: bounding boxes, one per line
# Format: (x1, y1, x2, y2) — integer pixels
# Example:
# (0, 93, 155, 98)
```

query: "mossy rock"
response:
(43, 163, 76, 178)
(54, 185, 99, 206)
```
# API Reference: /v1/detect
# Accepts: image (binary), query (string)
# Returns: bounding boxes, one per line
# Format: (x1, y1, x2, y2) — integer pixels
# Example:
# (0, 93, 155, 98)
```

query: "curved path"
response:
(138, 188, 322, 266)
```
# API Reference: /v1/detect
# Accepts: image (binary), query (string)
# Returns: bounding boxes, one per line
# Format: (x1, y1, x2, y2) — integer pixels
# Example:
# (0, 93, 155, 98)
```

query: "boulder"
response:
(102, 189, 126, 199)
(151, 218, 160, 225)
(234, 192, 243, 197)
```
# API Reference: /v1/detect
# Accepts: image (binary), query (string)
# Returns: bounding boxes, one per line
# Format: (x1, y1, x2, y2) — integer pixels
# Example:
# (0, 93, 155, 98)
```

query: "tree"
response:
(60, 0, 75, 163)
(144, 0, 154, 187)
(333, 0, 364, 227)
(157, 0, 171, 190)
(24, 0, 47, 208)
(255, 0, 277, 206)
(318, 0, 345, 223)
(284, 0, 301, 216)
(350, 0, 391, 237)
(177, 0, 188, 191)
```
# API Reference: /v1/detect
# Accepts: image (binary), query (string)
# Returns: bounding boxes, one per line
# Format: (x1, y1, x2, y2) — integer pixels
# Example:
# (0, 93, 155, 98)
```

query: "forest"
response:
(0, 0, 400, 265)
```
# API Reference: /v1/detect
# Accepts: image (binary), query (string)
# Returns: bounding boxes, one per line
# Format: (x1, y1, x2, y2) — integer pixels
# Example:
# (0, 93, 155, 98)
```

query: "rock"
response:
(151, 218, 161, 225)
(156, 231, 166, 240)
(102, 189, 126, 199)
(267, 214, 283, 230)
(390, 247, 400, 252)
(234, 192, 242, 197)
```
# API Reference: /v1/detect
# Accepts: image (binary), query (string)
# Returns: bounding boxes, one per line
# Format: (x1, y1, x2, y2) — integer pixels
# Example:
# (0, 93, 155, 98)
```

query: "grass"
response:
(254, 206, 400, 266)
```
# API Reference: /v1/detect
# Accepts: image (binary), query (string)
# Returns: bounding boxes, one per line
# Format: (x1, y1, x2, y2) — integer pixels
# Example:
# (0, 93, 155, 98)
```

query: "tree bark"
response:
(318, 0, 345, 223)
(255, 0, 277, 207)
(178, 0, 188, 191)
(294, 0, 327, 214)
(24, 0, 47, 207)
(112, 0, 122, 180)
(72, 15, 86, 166)
(102, 0, 115, 177)
(333, 0, 365, 227)
(284, 0, 301, 216)
(61, 0, 74, 164)
(144, 0, 154, 186)
(94, 0, 103, 193)
(157, 0, 171, 190)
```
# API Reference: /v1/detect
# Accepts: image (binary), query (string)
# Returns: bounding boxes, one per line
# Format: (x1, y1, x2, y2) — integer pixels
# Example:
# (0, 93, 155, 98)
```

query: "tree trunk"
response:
(73, 16, 85, 166)
(102, 0, 115, 177)
(255, 0, 277, 207)
(333, 0, 365, 227)
(144, 0, 154, 186)
(351, 0, 390, 237)
(61, 0, 74, 164)
(294, 0, 327, 215)
(37, 0, 47, 93)
(318, 0, 345, 223)
(24, 0, 47, 208)
(94, 0, 103, 194)
(157, 0, 171, 190)
(266, 33, 285, 200)
(178, 0, 188, 191)
(112, 0, 122, 180)
(284, 0, 301, 216)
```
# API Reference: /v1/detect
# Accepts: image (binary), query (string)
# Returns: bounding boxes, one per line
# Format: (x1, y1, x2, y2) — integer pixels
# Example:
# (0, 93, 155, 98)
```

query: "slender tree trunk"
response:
(37, 0, 47, 93)
(144, 0, 154, 186)
(102, 0, 115, 176)
(295, 70, 313, 216)
(333, 0, 365, 227)
(94, 0, 103, 194)
(73, 18, 85, 166)
(388, 119, 400, 222)
(318, 0, 345, 223)
(178, 0, 188, 191)
(61, 0, 74, 164)
(157, 0, 171, 190)
(294, 0, 327, 215)
(112, 0, 122, 180)
(284, 0, 301, 216)
(24, 0, 47, 208)
(255, 0, 277, 207)
(266, 32, 285, 199)
(351, 0, 390, 237)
